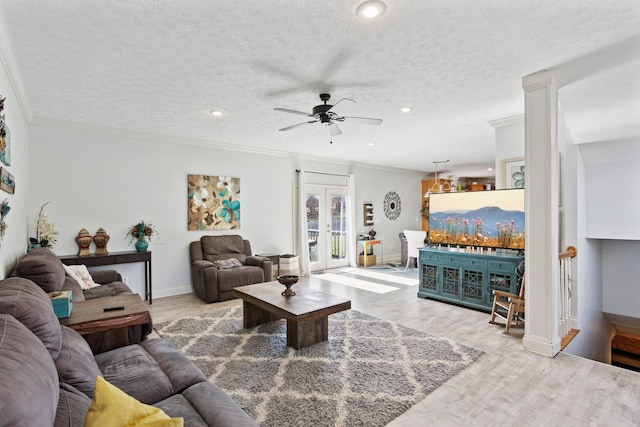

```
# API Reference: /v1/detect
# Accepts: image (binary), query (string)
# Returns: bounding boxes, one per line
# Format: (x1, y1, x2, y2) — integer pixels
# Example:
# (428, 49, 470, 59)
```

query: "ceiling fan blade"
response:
(343, 116, 383, 125)
(274, 108, 313, 117)
(329, 123, 342, 136)
(278, 121, 317, 132)
(327, 98, 355, 117)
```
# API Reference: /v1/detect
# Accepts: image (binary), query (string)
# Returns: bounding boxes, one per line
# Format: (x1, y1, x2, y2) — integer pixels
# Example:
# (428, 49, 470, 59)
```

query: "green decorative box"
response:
(48, 291, 73, 319)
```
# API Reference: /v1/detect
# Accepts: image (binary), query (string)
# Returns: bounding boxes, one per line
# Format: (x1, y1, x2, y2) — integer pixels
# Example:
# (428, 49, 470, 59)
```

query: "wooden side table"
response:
(357, 239, 382, 266)
(257, 253, 280, 279)
(59, 250, 153, 304)
(60, 294, 152, 354)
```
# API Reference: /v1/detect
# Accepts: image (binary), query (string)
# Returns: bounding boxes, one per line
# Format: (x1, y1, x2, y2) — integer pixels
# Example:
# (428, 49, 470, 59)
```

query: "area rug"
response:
(155, 304, 483, 427)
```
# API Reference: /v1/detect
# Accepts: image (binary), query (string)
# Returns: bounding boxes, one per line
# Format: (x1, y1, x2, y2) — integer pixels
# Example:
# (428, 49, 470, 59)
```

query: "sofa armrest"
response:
(192, 260, 215, 269)
(246, 256, 272, 281)
(89, 269, 122, 285)
(245, 256, 269, 267)
(191, 260, 219, 303)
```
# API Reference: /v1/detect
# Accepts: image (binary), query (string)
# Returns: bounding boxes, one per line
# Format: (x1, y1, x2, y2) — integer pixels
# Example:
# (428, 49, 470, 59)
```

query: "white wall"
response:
(602, 240, 640, 318)
(28, 125, 423, 298)
(0, 52, 30, 277)
(585, 159, 640, 240)
(491, 115, 524, 190)
(580, 139, 640, 320)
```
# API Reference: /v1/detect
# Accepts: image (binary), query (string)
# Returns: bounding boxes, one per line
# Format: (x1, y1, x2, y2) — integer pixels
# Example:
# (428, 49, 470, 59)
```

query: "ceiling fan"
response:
(274, 93, 382, 143)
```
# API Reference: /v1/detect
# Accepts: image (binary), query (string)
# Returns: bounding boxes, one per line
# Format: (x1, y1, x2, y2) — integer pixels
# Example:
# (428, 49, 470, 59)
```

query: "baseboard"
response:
(152, 285, 193, 300)
(523, 334, 561, 357)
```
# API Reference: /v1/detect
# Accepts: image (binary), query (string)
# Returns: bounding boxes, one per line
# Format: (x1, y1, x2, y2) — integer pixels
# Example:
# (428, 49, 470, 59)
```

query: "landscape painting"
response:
(428, 189, 525, 250)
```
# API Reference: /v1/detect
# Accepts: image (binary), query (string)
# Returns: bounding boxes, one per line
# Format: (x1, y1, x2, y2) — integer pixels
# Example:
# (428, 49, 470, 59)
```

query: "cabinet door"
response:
(441, 266, 461, 298)
(486, 260, 519, 304)
(420, 262, 438, 292)
(461, 267, 484, 304)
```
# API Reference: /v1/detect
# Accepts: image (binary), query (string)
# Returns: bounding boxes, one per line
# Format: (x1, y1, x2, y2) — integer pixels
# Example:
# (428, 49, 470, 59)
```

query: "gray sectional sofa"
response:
(0, 249, 258, 426)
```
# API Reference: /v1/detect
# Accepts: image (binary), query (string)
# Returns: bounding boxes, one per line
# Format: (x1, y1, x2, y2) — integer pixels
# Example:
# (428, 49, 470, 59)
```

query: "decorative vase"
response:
(135, 237, 149, 252)
(75, 228, 93, 256)
(93, 227, 110, 255)
(277, 275, 299, 297)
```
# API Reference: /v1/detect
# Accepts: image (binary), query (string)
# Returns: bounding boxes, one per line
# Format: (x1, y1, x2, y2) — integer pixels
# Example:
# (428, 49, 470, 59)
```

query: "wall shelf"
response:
(363, 203, 374, 226)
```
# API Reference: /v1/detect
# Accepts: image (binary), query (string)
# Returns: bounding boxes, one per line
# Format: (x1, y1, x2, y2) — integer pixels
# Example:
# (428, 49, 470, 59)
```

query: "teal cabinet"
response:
(418, 247, 523, 312)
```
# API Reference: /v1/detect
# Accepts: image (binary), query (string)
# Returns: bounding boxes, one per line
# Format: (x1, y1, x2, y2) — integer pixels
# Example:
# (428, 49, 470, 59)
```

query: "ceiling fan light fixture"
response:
(356, 1, 386, 19)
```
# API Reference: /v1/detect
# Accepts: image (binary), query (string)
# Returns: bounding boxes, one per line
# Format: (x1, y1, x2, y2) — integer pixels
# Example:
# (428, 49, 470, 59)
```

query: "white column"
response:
(522, 70, 561, 357)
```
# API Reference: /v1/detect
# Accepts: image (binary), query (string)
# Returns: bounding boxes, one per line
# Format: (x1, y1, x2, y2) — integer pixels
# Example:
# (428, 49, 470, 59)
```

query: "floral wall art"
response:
(0, 95, 9, 166)
(187, 174, 240, 230)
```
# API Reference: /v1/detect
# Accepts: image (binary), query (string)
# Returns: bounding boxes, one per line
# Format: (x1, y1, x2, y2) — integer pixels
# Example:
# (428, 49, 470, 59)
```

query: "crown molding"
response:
(488, 114, 524, 129)
(30, 116, 426, 176)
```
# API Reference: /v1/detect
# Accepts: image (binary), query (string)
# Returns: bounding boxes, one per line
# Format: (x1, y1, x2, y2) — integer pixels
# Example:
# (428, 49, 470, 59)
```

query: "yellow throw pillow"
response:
(85, 376, 183, 427)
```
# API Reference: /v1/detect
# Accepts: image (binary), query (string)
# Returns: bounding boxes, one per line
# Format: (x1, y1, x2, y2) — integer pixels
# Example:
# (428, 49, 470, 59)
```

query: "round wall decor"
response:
(383, 191, 401, 220)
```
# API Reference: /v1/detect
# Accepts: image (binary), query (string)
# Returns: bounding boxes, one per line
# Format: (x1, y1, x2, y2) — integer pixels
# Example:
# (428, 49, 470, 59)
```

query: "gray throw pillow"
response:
(213, 258, 243, 269)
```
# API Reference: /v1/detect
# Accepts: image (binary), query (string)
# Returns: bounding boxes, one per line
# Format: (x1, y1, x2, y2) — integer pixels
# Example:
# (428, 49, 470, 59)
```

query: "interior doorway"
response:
(305, 185, 349, 272)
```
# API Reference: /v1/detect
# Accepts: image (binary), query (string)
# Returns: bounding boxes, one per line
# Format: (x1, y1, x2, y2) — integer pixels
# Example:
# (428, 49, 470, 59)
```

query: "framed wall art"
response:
(0, 95, 9, 166)
(503, 157, 525, 189)
(0, 167, 15, 194)
(187, 174, 240, 230)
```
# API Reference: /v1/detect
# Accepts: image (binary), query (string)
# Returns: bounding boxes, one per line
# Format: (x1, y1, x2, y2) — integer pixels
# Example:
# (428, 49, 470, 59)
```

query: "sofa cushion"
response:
(217, 266, 265, 292)
(0, 277, 62, 359)
(55, 325, 102, 398)
(61, 275, 85, 302)
(85, 376, 183, 427)
(55, 382, 91, 427)
(15, 247, 66, 292)
(201, 235, 244, 255)
(140, 338, 207, 393)
(153, 394, 208, 427)
(83, 281, 133, 299)
(158, 382, 258, 427)
(0, 314, 59, 427)
(95, 344, 174, 404)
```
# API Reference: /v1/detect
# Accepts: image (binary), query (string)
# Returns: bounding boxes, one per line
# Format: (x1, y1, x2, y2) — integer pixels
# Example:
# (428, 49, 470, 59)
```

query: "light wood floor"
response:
(149, 272, 640, 427)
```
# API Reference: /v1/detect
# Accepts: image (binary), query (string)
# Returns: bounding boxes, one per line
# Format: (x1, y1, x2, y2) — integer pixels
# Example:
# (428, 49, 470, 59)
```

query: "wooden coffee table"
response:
(233, 282, 351, 349)
(60, 294, 152, 354)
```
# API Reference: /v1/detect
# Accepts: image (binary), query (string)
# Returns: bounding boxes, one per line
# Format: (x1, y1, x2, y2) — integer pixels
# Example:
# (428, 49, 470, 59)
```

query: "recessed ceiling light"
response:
(368, 142, 375, 147)
(488, 167, 494, 171)
(356, 1, 386, 19)
(209, 110, 223, 117)
(400, 107, 412, 113)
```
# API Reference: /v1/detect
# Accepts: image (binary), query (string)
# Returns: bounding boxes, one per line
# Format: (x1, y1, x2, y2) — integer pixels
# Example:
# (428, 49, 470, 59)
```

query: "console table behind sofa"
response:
(418, 247, 523, 312)
(59, 251, 153, 304)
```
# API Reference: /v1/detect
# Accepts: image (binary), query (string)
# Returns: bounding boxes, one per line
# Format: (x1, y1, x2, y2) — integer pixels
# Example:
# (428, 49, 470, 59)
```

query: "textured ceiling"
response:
(0, 0, 638, 177)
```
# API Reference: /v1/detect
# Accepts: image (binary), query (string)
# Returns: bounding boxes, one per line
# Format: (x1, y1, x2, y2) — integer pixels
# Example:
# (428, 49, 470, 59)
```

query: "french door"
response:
(305, 185, 349, 272)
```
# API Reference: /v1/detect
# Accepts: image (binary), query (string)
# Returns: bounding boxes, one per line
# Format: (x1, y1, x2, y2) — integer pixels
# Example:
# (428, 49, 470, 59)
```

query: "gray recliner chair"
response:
(190, 235, 272, 303)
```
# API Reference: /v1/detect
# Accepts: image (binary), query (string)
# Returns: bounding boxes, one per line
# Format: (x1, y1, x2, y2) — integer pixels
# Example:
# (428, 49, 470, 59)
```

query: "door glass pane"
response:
(306, 194, 320, 263)
(330, 195, 347, 261)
